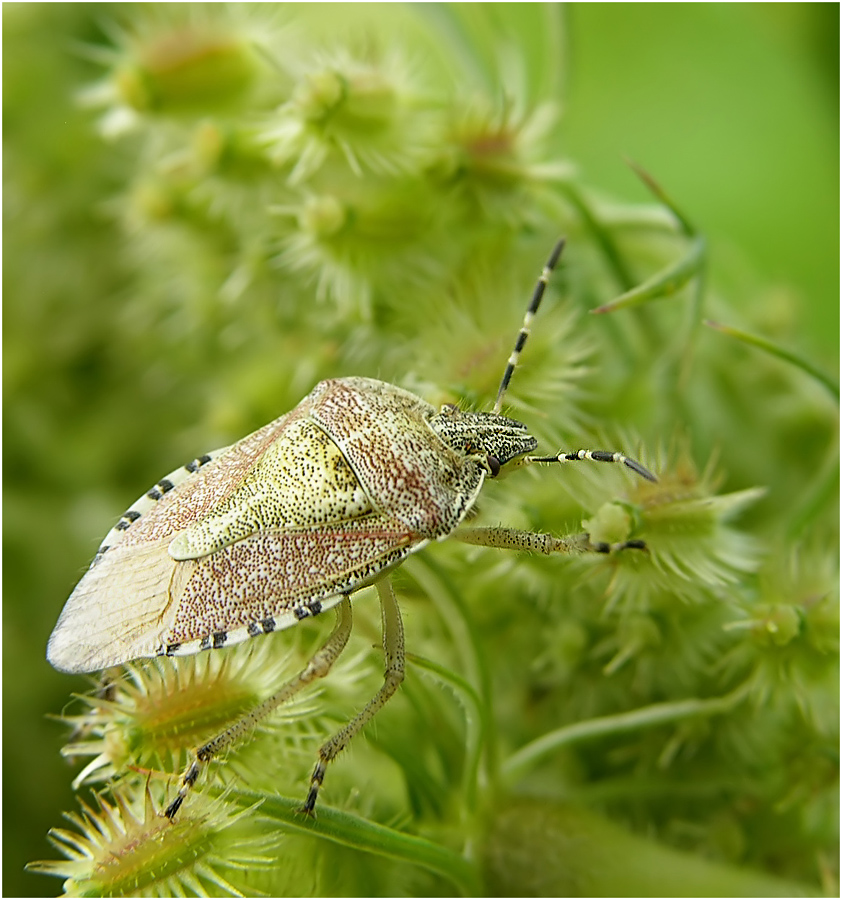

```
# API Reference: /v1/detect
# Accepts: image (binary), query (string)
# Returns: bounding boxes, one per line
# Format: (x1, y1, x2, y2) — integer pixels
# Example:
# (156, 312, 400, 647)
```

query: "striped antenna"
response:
(527, 449, 658, 483)
(492, 238, 566, 415)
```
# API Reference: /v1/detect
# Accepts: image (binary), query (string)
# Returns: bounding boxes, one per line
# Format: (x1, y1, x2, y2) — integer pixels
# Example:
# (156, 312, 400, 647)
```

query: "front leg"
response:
(454, 525, 646, 555)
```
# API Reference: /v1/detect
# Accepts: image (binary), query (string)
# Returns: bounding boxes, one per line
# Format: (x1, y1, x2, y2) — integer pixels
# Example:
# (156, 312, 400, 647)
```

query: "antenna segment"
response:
(492, 238, 566, 415)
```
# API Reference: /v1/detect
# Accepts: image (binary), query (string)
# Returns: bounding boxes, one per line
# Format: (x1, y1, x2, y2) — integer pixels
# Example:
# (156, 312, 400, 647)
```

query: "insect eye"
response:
(486, 455, 501, 478)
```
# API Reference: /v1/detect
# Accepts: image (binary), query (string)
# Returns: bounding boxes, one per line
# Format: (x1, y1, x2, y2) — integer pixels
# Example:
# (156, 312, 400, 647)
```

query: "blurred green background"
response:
(4, 4, 837, 897)
(562, 3, 838, 349)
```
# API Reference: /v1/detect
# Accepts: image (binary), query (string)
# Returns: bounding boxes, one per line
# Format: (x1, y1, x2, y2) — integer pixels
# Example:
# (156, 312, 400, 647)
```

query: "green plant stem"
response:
(224, 789, 483, 896)
(483, 799, 822, 897)
(705, 320, 840, 402)
(558, 181, 636, 291)
(501, 688, 745, 784)
(591, 234, 706, 314)
(406, 652, 488, 815)
(625, 157, 697, 237)
(786, 441, 840, 539)
(404, 556, 497, 789)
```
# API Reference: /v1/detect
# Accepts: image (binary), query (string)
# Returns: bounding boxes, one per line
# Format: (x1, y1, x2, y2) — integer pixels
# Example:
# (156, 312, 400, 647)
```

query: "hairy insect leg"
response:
(301, 576, 405, 816)
(455, 525, 646, 555)
(164, 596, 354, 820)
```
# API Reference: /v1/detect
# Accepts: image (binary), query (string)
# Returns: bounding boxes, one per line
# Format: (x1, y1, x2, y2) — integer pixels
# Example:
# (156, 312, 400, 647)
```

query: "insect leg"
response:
(454, 525, 646, 555)
(164, 596, 354, 821)
(301, 576, 405, 816)
(522, 449, 657, 483)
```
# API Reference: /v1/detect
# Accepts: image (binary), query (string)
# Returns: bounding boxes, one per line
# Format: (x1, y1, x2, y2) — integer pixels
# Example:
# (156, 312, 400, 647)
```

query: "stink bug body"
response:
(48, 239, 655, 818)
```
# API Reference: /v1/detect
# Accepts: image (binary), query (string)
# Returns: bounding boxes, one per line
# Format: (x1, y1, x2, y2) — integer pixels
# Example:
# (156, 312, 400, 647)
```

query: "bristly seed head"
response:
(26, 782, 273, 897)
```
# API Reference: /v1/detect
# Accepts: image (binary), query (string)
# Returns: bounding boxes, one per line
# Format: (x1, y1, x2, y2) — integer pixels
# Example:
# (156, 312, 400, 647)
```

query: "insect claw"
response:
(623, 539, 648, 551)
(163, 758, 201, 820)
(297, 799, 318, 819)
(164, 794, 184, 821)
(587, 537, 648, 554)
(300, 760, 326, 816)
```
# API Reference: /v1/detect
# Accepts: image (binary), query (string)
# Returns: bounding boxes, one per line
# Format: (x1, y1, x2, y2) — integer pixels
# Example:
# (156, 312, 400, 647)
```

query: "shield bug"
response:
(48, 238, 656, 819)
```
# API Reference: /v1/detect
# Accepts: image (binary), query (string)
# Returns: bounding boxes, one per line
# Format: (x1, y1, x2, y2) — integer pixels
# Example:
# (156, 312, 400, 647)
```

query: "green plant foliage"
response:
(6, 4, 837, 897)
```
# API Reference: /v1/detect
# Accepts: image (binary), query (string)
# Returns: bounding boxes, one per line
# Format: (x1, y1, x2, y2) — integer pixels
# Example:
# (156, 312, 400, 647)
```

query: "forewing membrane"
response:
(48, 518, 420, 672)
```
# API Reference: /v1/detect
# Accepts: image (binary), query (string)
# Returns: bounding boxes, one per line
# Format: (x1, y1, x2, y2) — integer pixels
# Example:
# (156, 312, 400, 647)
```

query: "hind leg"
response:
(165, 596, 354, 820)
(301, 577, 405, 815)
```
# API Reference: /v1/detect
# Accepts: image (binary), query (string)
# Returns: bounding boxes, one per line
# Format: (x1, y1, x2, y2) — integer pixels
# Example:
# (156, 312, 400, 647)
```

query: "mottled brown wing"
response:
(163, 518, 421, 650)
(47, 516, 422, 673)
